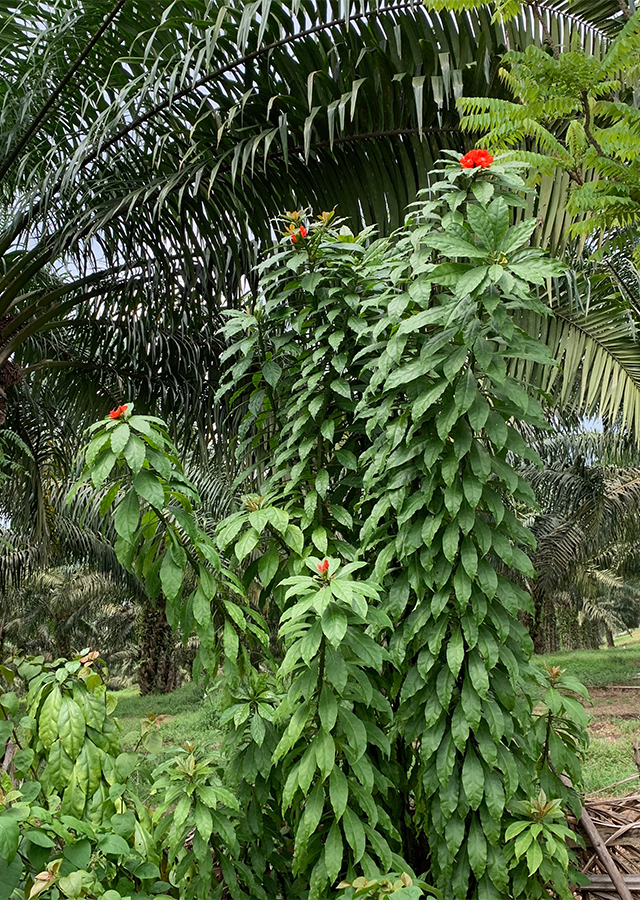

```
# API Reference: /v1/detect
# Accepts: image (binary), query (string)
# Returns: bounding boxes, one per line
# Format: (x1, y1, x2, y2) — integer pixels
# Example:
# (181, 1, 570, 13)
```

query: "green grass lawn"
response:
(537, 637, 640, 687)
(112, 681, 221, 750)
(537, 631, 640, 796)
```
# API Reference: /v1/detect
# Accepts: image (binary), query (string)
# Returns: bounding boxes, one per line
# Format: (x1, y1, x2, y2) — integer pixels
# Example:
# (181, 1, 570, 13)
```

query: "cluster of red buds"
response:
(109, 404, 128, 419)
(282, 209, 336, 246)
(459, 148, 494, 169)
(317, 558, 330, 576)
(285, 223, 307, 243)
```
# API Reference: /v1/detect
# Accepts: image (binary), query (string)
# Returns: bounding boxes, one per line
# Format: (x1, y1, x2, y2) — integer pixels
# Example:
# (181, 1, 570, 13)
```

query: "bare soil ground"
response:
(589, 688, 640, 722)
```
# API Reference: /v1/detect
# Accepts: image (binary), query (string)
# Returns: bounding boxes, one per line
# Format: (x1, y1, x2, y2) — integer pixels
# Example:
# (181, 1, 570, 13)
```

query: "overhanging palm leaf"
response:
(0, 0, 638, 455)
(513, 289, 640, 441)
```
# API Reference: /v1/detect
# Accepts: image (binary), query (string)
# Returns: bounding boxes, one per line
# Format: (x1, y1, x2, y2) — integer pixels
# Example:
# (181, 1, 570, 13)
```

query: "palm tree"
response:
(0, 565, 138, 665)
(519, 430, 640, 652)
(0, 0, 639, 445)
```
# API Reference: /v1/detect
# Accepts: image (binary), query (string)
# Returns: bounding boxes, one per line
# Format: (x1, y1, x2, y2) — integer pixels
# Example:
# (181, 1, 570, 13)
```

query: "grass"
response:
(536, 631, 640, 796)
(112, 681, 221, 750)
(537, 640, 640, 687)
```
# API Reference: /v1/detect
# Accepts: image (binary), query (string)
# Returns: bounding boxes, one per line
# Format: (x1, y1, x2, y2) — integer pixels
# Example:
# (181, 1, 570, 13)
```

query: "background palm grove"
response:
(2, 0, 640, 898)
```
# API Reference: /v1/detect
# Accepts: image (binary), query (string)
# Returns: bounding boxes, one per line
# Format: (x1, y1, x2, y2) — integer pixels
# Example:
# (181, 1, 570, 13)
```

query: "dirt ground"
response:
(588, 688, 640, 723)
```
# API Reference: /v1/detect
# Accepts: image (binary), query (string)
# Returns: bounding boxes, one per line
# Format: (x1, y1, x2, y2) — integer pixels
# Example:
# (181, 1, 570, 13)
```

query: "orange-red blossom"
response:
(460, 149, 494, 169)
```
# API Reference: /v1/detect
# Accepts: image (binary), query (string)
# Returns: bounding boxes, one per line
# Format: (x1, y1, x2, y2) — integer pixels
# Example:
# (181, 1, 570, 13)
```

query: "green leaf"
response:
(0, 815, 19, 863)
(485, 198, 510, 249)
(91, 450, 117, 488)
(39, 687, 62, 749)
(312, 526, 328, 555)
(284, 524, 304, 555)
(194, 801, 213, 841)
(324, 822, 343, 883)
(74, 740, 101, 797)
(315, 469, 330, 498)
(114, 489, 140, 543)
(61, 769, 86, 818)
(424, 233, 487, 259)
(0, 855, 22, 900)
(484, 411, 508, 449)
(461, 538, 478, 578)
(444, 346, 468, 381)
(110, 423, 131, 455)
(467, 205, 498, 253)
(436, 399, 460, 440)
(160, 551, 184, 602)
(110, 812, 136, 837)
(338, 708, 367, 762)
(329, 767, 349, 820)
(342, 807, 366, 862)
(263, 360, 282, 387)
(442, 521, 459, 562)
(319, 684, 338, 731)
(471, 181, 494, 206)
(413, 380, 449, 420)
(224, 619, 239, 661)
(467, 814, 488, 878)
(58, 696, 86, 759)
(446, 628, 465, 677)
(330, 378, 351, 399)
(133, 469, 165, 509)
(462, 746, 484, 810)
(258, 546, 280, 586)
(249, 508, 269, 531)
(526, 839, 543, 875)
(235, 527, 260, 562)
(62, 839, 91, 871)
(265, 506, 289, 533)
(45, 739, 74, 790)
(123, 434, 147, 475)
(322, 605, 348, 647)
(335, 449, 357, 470)
(85, 433, 112, 468)
(98, 834, 130, 857)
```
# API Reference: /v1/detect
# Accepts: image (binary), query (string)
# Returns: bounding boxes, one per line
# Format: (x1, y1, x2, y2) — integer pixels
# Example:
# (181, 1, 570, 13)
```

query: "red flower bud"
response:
(317, 559, 329, 575)
(109, 404, 128, 419)
(291, 225, 307, 243)
(460, 149, 494, 169)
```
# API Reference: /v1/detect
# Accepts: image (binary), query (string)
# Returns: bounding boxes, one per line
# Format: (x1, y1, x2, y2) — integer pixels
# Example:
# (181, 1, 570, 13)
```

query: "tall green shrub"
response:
(217, 155, 587, 899)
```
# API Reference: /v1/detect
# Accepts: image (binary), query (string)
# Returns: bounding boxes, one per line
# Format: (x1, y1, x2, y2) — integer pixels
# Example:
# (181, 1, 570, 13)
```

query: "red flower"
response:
(109, 405, 128, 419)
(291, 225, 308, 243)
(460, 149, 494, 169)
(317, 559, 329, 575)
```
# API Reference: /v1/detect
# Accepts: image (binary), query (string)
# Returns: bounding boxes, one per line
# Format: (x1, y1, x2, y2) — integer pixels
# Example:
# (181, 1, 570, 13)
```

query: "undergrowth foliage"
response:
(0, 157, 590, 900)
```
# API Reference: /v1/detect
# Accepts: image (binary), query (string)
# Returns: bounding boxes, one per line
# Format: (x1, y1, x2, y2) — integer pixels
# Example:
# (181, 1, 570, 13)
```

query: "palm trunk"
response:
(531, 586, 559, 655)
(556, 596, 580, 651)
(138, 595, 179, 695)
(579, 618, 601, 651)
(606, 627, 615, 648)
